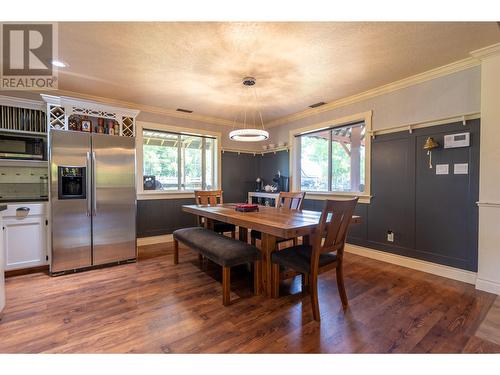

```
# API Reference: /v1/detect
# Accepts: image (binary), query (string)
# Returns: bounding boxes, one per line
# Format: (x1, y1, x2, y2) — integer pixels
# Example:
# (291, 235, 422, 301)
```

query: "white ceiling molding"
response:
(0, 95, 45, 111)
(51, 55, 480, 132)
(265, 56, 480, 128)
(53, 89, 245, 129)
(470, 43, 500, 60)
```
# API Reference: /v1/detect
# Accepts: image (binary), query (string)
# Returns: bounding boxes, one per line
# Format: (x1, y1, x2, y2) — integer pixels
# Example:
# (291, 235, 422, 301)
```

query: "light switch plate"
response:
(436, 164, 449, 175)
(454, 163, 468, 175)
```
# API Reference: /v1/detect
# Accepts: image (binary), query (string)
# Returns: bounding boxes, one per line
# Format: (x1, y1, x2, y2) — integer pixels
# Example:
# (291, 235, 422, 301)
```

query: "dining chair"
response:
(271, 198, 358, 321)
(250, 191, 306, 247)
(194, 190, 236, 238)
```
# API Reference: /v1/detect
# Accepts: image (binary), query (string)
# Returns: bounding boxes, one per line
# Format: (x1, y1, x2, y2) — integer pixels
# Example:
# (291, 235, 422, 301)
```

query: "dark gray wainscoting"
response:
(221, 152, 258, 203)
(221, 149, 290, 203)
(137, 150, 290, 237)
(137, 120, 479, 272)
(137, 198, 197, 238)
(304, 119, 480, 271)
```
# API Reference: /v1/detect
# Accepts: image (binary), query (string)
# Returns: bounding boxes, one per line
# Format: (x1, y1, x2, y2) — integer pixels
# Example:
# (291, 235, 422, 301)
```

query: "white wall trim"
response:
(475, 278, 500, 295)
(477, 201, 500, 208)
(46, 55, 480, 132)
(137, 234, 173, 246)
(136, 120, 222, 197)
(345, 244, 478, 285)
(136, 235, 480, 287)
(0, 95, 45, 111)
(288, 110, 372, 199)
(371, 112, 480, 137)
(221, 147, 289, 156)
(53, 89, 244, 129)
(266, 57, 480, 128)
(470, 43, 500, 60)
(137, 192, 195, 200)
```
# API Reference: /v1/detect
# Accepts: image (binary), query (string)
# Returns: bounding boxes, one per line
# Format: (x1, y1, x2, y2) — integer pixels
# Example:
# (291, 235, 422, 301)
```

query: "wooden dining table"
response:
(182, 203, 361, 298)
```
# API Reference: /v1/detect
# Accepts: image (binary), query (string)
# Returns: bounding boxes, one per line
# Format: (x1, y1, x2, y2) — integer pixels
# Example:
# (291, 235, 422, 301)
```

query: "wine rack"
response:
(41, 95, 139, 137)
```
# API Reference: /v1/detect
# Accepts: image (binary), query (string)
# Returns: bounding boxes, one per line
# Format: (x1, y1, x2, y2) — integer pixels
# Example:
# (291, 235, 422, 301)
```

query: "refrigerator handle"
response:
(86, 152, 92, 216)
(92, 151, 97, 216)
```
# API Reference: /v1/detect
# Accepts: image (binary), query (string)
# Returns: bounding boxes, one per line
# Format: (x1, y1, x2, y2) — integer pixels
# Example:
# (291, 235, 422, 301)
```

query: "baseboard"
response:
(137, 234, 173, 246)
(5, 265, 49, 278)
(136, 234, 480, 287)
(475, 278, 500, 295)
(345, 244, 478, 285)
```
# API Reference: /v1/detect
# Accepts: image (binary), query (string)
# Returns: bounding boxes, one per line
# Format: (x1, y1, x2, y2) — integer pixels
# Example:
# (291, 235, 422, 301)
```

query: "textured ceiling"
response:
(57, 22, 500, 123)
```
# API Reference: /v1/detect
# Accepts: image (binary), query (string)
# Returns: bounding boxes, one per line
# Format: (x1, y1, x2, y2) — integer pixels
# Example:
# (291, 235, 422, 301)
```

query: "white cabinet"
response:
(2, 203, 48, 271)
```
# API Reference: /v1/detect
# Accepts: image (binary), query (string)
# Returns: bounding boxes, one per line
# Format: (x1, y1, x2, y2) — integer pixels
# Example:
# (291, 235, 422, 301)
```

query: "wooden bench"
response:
(173, 227, 261, 305)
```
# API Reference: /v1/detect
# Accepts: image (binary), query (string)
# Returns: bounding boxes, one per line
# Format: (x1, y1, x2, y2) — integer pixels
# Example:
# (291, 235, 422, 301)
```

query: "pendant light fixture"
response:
(229, 77, 270, 142)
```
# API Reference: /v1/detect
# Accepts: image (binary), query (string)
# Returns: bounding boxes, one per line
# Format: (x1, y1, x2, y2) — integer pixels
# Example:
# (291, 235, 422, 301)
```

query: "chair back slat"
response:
(194, 190, 224, 227)
(194, 190, 224, 206)
(312, 198, 358, 263)
(277, 191, 306, 210)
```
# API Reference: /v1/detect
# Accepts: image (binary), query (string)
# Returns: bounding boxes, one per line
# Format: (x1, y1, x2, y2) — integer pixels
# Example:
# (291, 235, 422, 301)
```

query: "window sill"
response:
(137, 190, 196, 200)
(301, 191, 371, 204)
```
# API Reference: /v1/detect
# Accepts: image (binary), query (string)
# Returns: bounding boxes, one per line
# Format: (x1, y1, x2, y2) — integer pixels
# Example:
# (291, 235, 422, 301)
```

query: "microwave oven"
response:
(0, 133, 46, 160)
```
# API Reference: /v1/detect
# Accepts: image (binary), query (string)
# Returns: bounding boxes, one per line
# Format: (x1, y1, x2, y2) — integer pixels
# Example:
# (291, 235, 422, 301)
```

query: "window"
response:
(297, 121, 366, 193)
(142, 129, 217, 191)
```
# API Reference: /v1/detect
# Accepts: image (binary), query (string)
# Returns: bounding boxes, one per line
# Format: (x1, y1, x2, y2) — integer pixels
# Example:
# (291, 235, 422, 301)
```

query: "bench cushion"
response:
(173, 227, 261, 267)
(271, 245, 337, 274)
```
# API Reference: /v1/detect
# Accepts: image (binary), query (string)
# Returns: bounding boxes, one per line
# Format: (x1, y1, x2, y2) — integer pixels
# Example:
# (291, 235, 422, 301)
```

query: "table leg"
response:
(204, 217, 214, 230)
(302, 234, 311, 246)
(262, 233, 277, 297)
(239, 227, 248, 243)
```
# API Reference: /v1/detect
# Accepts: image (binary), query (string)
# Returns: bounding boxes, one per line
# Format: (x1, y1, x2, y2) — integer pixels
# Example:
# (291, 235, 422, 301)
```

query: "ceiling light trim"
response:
(229, 128, 269, 142)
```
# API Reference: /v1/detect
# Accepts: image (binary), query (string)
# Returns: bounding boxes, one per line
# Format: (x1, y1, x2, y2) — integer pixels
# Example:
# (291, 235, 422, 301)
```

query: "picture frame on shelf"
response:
(81, 119, 92, 132)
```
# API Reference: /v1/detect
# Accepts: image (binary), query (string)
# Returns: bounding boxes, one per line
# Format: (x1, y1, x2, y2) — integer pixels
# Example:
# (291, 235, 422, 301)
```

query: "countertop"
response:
(0, 197, 49, 203)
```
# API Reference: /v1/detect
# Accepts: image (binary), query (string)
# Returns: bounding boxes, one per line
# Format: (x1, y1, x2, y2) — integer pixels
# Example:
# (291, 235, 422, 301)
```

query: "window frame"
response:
(136, 121, 221, 200)
(289, 111, 372, 204)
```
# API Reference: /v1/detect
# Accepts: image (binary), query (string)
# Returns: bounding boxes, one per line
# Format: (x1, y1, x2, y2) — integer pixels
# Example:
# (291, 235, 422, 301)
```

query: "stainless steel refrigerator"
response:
(50, 130, 136, 274)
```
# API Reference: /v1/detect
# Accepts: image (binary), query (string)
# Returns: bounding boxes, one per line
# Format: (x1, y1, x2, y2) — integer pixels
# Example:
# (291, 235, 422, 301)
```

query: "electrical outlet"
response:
(387, 231, 394, 242)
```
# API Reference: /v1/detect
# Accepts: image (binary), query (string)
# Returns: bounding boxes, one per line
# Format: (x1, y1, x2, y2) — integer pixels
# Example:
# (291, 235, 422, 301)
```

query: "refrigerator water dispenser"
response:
(58, 166, 86, 200)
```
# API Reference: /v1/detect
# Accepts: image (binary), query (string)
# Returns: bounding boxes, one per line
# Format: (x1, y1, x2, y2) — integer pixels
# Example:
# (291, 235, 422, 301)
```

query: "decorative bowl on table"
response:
(235, 203, 259, 212)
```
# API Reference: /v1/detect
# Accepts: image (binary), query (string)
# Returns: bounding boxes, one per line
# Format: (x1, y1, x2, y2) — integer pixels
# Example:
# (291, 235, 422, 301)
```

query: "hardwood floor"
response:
(0, 242, 498, 353)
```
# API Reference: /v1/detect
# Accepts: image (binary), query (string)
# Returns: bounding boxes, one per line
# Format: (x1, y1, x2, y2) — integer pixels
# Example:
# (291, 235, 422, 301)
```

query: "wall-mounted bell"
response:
(423, 137, 440, 169)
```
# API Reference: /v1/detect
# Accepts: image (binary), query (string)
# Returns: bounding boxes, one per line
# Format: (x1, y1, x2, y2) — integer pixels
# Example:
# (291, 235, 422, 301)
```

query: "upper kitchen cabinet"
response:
(41, 95, 139, 137)
(0, 96, 47, 135)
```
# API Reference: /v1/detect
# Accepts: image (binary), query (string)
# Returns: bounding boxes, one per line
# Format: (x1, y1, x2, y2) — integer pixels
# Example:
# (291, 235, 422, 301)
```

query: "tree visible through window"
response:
(299, 122, 366, 193)
(143, 129, 217, 191)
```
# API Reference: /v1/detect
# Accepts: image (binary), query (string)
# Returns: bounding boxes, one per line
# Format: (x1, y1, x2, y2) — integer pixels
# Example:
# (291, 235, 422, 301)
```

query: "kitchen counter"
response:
(0, 198, 48, 203)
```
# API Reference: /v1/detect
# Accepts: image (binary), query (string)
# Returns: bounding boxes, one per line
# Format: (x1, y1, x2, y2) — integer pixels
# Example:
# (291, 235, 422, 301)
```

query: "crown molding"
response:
(265, 56, 480, 128)
(41, 94, 140, 118)
(41, 54, 480, 131)
(0, 94, 45, 110)
(51, 89, 244, 129)
(470, 43, 500, 60)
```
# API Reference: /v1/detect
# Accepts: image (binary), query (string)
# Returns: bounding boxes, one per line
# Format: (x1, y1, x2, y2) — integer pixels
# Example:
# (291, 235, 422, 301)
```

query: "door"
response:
(91, 134, 136, 265)
(50, 130, 92, 272)
(4, 215, 46, 270)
